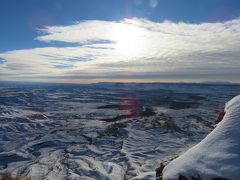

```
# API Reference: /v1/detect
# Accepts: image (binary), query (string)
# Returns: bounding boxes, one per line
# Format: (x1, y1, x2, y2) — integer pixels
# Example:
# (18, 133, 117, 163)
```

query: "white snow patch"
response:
(163, 95, 240, 180)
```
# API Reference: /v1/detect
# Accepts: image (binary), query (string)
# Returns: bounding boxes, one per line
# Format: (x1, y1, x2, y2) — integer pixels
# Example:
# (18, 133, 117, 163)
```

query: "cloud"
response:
(149, 0, 158, 8)
(0, 18, 240, 83)
(36, 20, 117, 43)
(133, 0, 158, 8)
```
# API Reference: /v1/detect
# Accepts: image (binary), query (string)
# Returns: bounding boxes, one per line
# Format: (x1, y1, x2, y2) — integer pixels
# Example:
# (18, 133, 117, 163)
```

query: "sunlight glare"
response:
(111, 21, 145, 56)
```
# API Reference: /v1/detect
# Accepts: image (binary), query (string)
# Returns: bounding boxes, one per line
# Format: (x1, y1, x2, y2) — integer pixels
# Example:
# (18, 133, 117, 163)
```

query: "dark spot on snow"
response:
(156, 163, 165, 180)
(98, 123, 128, 138)
(169, 101, 200, 110)
(212, 177, 230, 180)
(0, 154, 30, 167)
(179, 175, 189, 180)
(97, 104, 120, 109)
(189, 95, 207, 101)
(140, 107, 156, 117)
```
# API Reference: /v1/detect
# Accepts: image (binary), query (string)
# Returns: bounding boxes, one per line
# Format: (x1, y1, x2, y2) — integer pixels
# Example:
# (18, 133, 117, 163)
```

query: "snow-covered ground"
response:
(163, 95, 240, 180)
(0, 82, 240, 179)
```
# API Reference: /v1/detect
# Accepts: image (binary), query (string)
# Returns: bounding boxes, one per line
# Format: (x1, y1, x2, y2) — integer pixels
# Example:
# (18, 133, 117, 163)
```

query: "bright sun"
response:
(110, 21, 145, 56)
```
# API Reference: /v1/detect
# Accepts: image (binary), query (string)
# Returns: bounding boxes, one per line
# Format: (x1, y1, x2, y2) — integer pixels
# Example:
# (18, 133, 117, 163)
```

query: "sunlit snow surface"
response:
(0, 82, 240, 180)
(163, 95, 240, 179)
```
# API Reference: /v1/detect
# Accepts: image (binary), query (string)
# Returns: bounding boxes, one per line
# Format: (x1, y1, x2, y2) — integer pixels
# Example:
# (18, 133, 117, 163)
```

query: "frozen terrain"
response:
(163, 95, 240, 179)
(0, 82, 240, 179)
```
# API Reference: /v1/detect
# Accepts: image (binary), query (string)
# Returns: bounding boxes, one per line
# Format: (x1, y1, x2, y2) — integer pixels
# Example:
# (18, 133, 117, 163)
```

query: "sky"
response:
(0, 0, 240, 83)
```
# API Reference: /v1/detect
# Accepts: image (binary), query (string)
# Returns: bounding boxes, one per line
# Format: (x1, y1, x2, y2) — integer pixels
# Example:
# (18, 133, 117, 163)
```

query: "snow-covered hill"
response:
(163, 95, 240, 180)
(0, 82, 240, 179)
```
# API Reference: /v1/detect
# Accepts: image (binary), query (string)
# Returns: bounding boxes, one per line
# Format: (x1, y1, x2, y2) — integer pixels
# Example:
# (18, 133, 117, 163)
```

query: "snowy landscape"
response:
(162, 94, 240, 179)
(1, 0, 240, 179)
(0, 82, 240, 179)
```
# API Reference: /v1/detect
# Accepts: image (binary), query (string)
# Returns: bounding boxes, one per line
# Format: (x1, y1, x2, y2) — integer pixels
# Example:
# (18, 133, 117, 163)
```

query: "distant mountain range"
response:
(200, 81, 233, 85)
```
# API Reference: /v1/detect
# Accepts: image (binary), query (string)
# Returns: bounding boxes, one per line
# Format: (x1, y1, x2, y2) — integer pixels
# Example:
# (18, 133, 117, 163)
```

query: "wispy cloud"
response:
(149, 0, 158, 8)
(133, 0, 159, 8)
(0, 18, 240, 83)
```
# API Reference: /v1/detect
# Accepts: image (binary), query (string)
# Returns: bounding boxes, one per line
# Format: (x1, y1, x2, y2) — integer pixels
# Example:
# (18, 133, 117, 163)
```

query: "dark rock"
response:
(156, 163, 165, 180)
(97, 104, 120, 109)
(212, 177, 230, 180)
(191, 175, 201, 180)
(169, 101, 199, 110)
(98, 123, 127, 138)
(189, 95, 206, 101)
(141, 107, 156, 117)
(179, 175, 189, 180)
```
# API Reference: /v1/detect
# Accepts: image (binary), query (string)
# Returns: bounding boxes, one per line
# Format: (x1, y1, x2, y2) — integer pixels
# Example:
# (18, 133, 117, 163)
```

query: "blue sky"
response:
(0, 0, 240, 83)
(1, 0, 240, 52)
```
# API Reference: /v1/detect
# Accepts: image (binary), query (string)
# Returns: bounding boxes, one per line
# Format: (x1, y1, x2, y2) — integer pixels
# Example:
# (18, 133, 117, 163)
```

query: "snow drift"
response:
(163, 95, 240, 180)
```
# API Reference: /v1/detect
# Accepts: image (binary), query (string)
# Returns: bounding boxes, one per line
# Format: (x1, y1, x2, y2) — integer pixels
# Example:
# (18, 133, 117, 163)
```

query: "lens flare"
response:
(111, 20, 146, 57)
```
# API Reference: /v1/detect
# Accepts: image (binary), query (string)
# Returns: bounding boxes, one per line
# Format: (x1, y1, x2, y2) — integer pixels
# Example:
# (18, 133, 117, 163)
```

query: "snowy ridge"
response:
(163, 95, 240, 180)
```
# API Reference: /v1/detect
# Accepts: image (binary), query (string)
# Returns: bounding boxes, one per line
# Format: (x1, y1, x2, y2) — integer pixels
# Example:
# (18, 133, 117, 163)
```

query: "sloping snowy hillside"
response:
(163, 95, 240, 180)
(0, 82, 240, 179)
